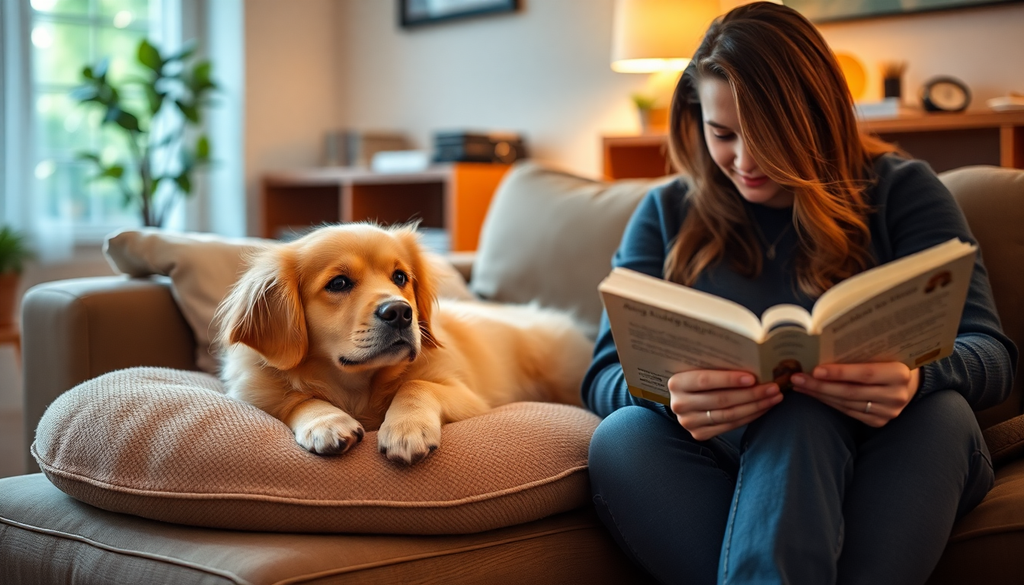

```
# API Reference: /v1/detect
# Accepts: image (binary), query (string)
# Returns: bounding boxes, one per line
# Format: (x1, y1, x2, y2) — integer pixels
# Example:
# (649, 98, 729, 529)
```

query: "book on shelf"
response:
(855, 97, 920, 120)
(598, 238, 976, 405)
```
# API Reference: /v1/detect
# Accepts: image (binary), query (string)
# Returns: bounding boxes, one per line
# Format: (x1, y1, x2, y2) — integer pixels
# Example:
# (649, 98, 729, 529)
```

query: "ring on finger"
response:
(706, 410, 716, 424)
(864, 401, 872, 414)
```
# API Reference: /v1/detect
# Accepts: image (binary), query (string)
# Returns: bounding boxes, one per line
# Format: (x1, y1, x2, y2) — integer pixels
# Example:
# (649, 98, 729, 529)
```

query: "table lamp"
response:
(610, 0, 720, 132)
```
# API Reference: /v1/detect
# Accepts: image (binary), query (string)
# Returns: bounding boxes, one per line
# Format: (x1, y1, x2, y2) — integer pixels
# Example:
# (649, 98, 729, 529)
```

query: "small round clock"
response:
(921, 76, 971, 113)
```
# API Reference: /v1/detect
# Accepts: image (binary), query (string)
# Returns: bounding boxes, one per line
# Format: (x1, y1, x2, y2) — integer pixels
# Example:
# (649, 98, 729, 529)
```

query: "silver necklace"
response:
(752, 220, 793, 260)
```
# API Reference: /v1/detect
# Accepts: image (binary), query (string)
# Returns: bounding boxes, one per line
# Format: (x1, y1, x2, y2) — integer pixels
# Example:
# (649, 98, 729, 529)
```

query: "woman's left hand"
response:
(791, 362, 920, 427)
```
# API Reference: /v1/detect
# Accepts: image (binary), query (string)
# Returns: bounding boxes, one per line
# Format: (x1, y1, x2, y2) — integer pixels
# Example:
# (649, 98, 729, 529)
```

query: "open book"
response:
(598, 238, 977, 405)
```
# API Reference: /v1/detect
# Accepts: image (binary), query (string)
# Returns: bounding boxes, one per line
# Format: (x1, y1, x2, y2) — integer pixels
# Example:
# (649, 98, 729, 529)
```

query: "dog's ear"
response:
(216, 247, 308, 369)
(395, 228, 441, 349)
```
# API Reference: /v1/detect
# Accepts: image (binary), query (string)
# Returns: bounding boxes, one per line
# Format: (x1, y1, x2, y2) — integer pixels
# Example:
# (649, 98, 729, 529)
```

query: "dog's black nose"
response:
(376, 301, 413, 329)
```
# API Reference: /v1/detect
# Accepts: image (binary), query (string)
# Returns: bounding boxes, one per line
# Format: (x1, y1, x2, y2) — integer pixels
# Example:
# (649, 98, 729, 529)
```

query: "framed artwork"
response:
(783, 0, 1021, 22)
(399, 0, 519, 28)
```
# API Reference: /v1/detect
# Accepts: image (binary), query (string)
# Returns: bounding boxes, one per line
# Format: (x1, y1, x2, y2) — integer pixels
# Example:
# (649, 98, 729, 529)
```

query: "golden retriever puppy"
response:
(216, 223, 593, 465)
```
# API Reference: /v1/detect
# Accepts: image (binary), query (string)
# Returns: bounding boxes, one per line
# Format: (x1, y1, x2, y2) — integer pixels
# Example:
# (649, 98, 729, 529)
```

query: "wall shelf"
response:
(603, 110, 1024, 180)
(261, 163, 510, 251)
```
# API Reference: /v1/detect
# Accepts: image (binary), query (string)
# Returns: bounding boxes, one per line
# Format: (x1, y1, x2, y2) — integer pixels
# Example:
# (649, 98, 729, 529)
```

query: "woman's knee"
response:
(589, 405, 670, 479)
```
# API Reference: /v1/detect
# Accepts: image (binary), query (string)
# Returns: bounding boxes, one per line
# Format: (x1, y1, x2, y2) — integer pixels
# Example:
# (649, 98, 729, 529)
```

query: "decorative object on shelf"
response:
(882, 61, 907, 99)
(71, 39, 217, 228)
(921, 76, 971, 113)
(433, 131, 527, 164)
(854, 97, 918, 120)
(987, 93, 1024, 112)
(835, 52, 867, 100)
(610, 0, 720, 134)
(632, 93, 668, 134)
(0, 226, 32, 328)
(324, 130, 411, 167)
(786, 0, 1018, 23)
(399, 0, 518, 28)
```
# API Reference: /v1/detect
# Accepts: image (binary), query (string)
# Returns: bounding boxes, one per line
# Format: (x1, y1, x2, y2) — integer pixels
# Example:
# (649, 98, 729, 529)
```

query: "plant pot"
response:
(0, 272, 20, 328)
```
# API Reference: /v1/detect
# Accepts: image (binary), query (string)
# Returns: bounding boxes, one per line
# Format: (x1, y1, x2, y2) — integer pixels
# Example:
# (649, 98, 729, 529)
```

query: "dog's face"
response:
(218, 224, 439, 372)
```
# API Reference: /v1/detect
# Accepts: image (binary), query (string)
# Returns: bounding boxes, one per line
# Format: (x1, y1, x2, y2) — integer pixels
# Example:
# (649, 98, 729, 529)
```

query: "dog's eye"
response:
(325, 275, 353, 293)
(392, 270, 408, 287)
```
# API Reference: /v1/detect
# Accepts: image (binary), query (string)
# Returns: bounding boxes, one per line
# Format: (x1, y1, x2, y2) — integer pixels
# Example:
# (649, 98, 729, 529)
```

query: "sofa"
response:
(1, 162, 1022, 584)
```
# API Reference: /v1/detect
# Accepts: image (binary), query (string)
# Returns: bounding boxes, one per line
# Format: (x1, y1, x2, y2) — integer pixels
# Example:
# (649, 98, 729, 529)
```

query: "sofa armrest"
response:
(22, 276, 199, 472)
(983, 414, 1024, 469)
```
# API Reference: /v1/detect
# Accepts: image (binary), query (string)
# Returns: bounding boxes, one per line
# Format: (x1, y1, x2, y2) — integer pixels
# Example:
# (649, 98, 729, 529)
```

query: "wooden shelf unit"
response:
(261, 162, 510, 252)
(603, 110, 1024, 180)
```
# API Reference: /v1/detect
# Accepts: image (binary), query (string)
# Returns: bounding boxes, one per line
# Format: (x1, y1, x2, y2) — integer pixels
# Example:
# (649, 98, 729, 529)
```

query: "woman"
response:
(584, 3, 1016, 585)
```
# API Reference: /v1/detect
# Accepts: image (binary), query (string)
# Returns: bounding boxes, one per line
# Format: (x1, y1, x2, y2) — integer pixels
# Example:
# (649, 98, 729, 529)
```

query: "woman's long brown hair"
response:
(666, 2, 896, 297)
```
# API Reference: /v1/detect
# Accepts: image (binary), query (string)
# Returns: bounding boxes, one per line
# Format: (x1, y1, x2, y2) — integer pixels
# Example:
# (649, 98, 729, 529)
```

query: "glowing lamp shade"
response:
(610, 0, 720, 73)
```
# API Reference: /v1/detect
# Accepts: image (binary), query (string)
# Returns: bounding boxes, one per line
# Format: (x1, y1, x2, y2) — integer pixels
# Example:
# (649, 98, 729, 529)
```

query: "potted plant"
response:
(71, 39, 217, 227)
(0, 226, 33, 328)
(632, 93, 669, 134)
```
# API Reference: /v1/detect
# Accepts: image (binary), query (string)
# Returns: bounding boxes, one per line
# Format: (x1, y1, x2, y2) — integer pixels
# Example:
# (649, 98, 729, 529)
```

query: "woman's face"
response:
(698, 77, 794, 209)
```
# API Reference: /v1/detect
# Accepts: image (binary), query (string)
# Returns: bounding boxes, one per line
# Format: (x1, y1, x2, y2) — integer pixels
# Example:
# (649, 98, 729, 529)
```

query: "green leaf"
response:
(101, 165, 125, 179)
(138, 39, 163, 72)
(145, 86, 163, 115)
(115, 109, 140, 131)
(75, 151, 102, 164)
(82, 66, 94, 80)
(192, 61, 212, 86)
(195, 135, 210, 160)
(175, 173, 192, 195)
(176, 100, 199, 123)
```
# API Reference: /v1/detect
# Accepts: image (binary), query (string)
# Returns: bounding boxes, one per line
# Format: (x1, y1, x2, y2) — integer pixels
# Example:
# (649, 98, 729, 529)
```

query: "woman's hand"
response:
(667, 370, 783, 441)
(791, 363, 920, 427)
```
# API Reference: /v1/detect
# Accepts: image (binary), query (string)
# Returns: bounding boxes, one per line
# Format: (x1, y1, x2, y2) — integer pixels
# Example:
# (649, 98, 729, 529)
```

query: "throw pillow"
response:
(104, 228, 475, 374)
(33, 367, 599, 535)
(470, 162, 675, 337)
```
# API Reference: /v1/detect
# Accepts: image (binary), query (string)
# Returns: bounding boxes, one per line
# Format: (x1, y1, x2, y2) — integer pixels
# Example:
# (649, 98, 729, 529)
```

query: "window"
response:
(29, 0, 177, 241)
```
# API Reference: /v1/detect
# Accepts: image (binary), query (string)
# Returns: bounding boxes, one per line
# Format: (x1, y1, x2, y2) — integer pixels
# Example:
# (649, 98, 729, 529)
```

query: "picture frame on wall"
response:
(784, 0, 1021, 23)
(399, 0, 519, 28)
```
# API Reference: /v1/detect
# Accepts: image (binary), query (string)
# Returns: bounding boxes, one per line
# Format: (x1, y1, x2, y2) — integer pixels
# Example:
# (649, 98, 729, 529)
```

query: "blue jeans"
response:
(588, 391, 993, 585)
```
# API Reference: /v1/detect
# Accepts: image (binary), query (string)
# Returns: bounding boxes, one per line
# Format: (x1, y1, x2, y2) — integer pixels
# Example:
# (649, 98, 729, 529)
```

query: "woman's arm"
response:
(582, 183, 684, 417)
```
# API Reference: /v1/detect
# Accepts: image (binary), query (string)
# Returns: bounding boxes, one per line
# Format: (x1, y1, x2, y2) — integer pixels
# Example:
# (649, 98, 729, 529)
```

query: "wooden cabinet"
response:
(603, 110, 1024, 180)
(260, 163, 510, 252)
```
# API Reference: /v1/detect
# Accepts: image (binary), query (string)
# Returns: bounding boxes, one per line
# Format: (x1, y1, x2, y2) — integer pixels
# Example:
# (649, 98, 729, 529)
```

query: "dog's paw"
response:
(377, 417, 441, 465)
(294, 412, 365, 455)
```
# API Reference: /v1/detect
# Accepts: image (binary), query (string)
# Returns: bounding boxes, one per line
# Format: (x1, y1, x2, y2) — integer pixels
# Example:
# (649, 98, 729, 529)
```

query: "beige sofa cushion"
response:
(103, 228, 474, 373)
(32, 367, 599, 535)
(470, 163, 674, 337)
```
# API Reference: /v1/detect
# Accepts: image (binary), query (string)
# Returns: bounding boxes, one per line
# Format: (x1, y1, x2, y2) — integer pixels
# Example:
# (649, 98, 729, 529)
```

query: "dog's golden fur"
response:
(216, 224, 593, 464)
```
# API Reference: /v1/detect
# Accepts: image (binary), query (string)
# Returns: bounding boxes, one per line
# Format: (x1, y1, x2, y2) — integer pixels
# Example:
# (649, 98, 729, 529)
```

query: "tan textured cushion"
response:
(103, 228, 475, 374)
(32, 367, 599, 535)
(470, 162, 673, 337)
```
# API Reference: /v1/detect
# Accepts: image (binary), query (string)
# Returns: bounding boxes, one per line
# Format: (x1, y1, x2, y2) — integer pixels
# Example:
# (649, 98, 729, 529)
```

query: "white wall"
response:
(330, 0, 1024, 179)
(244, 0, 341, 235)
(818, 4, 1024, 107)
(239, 0, 1024, 226)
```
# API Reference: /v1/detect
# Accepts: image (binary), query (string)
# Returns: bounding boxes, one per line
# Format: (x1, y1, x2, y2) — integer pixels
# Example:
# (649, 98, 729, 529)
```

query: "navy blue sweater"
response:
(583, 155, 1018, 418)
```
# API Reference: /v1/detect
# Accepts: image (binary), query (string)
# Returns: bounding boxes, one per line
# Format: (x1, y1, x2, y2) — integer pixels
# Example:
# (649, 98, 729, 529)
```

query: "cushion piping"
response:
(0, 516, 253, 585)
(1, 512, 599, 585)
(273, 524, 599, 585)
(33, 442, 589, 509)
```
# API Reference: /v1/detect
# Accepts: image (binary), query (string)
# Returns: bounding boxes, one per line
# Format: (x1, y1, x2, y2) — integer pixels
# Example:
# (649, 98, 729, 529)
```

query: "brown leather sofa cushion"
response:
(32, 367, 599, 534)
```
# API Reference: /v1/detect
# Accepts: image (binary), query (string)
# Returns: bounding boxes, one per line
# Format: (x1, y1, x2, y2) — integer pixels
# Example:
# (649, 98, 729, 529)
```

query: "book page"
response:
(602, 268, 765, 341)
(817, 250, 975, 368)
(810, 239, 974, 333)
(601, 289, 763, 405)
